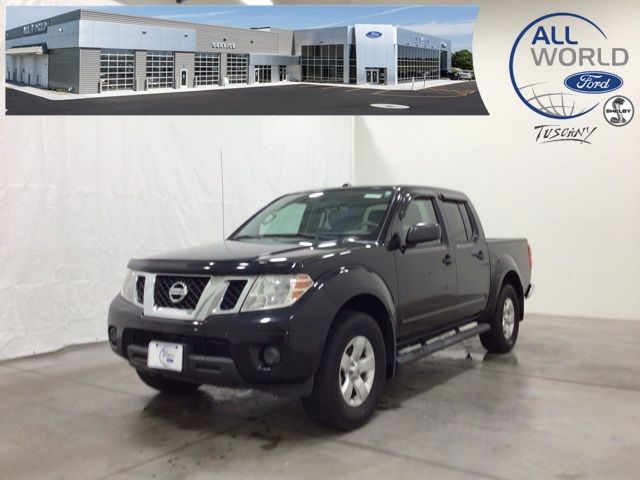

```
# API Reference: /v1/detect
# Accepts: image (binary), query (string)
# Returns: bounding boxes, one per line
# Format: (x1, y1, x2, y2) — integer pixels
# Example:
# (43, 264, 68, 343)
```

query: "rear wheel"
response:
(302, 310, 386, 431)
(136, 369, 201, 393)
(480, 284, 520, 353)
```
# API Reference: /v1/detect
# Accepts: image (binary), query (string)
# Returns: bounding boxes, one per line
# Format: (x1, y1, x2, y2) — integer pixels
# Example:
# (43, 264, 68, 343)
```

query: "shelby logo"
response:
(509, 13, 629, 120)
(366, 31, 383, 39)
(564, 72, 622, 94)
(533, 125, 597, 144)
(603, 95, 634, 127)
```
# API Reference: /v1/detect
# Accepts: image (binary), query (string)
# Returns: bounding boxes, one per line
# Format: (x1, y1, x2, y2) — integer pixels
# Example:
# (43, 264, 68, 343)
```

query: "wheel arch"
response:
(501, 271, 524, 321)
(318, 266, 398, 378)
(334, 294, 396, 379)
(485, 255, 525, 322)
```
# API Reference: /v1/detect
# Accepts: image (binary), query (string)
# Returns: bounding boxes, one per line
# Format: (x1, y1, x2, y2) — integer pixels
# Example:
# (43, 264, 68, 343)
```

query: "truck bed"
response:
(487, 238, 532, 292)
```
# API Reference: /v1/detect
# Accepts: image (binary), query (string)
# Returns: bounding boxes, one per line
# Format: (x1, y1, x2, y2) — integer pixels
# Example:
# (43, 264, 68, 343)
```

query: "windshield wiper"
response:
(232, 235, 263, 240)
(233, 233, 334, 241)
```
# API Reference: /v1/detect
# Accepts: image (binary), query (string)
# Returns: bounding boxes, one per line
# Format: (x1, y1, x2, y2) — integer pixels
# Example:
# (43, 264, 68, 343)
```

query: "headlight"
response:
(241, 274, 314, 312)
(120, 269, 136, 303)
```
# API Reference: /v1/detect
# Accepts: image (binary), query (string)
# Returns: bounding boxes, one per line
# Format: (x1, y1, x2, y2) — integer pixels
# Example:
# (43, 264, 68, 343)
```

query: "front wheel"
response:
(301, 310, 386, 431)
(480, 284, 520, 353)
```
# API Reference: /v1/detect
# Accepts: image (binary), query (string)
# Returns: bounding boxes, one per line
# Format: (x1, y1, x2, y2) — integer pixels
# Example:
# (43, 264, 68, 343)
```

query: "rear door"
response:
(393, 195, 457, 341)
(439, 199, 490, 319)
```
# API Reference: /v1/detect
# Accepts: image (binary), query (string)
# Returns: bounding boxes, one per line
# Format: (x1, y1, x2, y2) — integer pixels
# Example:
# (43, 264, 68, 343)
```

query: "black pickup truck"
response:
(108, 186, 533, 430)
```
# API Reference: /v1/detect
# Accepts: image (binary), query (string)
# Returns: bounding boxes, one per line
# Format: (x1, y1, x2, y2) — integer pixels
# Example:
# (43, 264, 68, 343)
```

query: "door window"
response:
(401, 198, 438, 240)
(441, 201, 474, 244)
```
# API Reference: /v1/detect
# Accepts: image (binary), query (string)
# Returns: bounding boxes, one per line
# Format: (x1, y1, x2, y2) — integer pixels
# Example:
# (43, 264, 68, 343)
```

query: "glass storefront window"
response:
(397, 45, 441, 83)
(301, 44, 345, 83)
(254, 65, 271, 83)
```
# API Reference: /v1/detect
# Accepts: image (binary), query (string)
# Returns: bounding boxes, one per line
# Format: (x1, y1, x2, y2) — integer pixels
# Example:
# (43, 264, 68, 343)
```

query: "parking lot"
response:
(6, 81, 487, 115)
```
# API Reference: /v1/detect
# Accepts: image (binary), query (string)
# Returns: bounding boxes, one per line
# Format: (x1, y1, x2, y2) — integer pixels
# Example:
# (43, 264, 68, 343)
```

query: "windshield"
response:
(231, 188, 394, 242)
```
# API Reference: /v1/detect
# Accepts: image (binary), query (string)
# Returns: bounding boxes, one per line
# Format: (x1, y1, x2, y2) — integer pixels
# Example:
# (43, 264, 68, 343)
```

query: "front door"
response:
(180, 69, 187, 87)
(394, 196, 458, 342)
(366, 68, 379, 84)
(440, 200, 490, 319)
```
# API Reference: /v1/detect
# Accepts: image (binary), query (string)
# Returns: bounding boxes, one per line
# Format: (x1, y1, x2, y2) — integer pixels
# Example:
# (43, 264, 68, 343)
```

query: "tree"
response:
(451, 49, 474, 71)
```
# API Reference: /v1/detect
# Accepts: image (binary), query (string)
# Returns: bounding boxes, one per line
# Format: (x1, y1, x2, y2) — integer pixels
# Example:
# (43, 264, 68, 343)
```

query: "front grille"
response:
(220, 280, 247, 310)
(154, 275, 209, 310)
(124, 328, 229, 357)
(135, 276, 145, 304)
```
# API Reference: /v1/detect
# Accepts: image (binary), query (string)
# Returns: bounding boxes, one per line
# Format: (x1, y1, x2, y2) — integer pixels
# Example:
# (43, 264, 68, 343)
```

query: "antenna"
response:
(220, 149, 226, 239)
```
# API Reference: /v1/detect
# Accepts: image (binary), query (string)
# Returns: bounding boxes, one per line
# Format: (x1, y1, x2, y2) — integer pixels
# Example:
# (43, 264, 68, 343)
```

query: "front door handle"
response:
(442, 254, 452, 266)
(472, 250, 485, 260)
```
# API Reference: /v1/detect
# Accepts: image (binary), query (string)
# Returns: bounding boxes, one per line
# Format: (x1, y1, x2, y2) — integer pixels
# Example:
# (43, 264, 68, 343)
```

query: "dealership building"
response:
(5, 9, 452, 94)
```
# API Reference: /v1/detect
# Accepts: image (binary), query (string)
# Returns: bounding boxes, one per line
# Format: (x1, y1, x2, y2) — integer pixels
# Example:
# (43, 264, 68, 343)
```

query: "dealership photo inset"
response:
(4, 5, 486, 115)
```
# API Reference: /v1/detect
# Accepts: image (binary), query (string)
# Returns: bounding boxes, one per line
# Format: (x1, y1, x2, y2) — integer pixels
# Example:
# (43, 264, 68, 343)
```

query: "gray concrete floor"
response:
(1, 314, 638, 480)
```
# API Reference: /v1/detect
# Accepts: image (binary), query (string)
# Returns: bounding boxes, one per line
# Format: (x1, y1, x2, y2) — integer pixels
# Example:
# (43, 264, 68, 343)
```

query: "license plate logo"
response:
(147, 341, 183, 372)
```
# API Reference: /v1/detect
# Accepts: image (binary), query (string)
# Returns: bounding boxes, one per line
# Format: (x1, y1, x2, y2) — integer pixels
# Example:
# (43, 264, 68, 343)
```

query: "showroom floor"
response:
(1, 314, 638, 480)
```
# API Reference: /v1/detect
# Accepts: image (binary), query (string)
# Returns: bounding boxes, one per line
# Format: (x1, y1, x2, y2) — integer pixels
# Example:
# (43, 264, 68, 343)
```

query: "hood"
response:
(127, 239, 364, 275)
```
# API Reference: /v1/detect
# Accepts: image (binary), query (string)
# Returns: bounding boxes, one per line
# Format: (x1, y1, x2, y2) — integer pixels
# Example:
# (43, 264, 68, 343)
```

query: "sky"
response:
(6, 5, 477, 52)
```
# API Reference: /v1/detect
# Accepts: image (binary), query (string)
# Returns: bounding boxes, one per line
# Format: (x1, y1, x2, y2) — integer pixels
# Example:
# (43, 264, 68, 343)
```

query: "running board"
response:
(396, 323, 491, 365)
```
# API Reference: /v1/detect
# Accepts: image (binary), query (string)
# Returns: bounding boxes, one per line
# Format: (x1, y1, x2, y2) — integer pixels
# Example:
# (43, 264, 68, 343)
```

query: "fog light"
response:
(108, 326, 117, 346)
(261, 345, 281, 367)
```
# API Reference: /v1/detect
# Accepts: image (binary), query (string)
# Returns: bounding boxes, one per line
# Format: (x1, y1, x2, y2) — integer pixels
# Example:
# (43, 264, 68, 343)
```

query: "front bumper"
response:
(107, 291, 336, 397)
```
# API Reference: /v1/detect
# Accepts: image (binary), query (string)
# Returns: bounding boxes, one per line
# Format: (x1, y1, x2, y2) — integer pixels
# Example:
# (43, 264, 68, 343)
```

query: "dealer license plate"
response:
(147, 341, 183, 372)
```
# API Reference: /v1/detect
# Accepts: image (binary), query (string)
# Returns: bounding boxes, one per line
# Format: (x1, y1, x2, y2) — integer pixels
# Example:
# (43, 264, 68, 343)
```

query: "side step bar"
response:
(396, 323, 491, 365)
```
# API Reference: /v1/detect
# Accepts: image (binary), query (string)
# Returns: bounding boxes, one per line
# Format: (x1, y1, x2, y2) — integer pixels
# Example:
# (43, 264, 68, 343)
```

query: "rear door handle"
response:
(442, 254, 452, 266)
(472, 250, 485, 260)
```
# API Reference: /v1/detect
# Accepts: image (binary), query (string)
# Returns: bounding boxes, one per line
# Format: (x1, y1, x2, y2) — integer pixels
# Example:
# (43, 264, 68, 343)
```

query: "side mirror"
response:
(406, 223, 441, 245)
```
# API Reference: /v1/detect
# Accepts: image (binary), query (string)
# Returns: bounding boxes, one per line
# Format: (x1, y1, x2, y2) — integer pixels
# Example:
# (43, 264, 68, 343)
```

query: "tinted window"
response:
(459, 203, 475, 240)
(401, 198, 438, 240)
(441, 201, 468, 244)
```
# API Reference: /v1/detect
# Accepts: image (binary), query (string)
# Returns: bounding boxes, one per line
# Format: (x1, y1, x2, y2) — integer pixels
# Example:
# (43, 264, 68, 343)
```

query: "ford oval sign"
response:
(366, 31, 383, 39)
(563, 71, 623, 94)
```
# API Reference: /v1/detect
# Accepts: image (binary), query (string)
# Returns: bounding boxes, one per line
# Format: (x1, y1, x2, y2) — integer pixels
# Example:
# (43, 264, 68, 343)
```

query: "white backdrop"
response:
(354, 0, 640, 321)
(0, 117, 354, 359)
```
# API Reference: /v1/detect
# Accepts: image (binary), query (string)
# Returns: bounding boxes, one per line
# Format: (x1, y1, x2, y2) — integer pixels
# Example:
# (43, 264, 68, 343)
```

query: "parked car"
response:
(108, 186, 533, 430)
(458, 70, 475, 80)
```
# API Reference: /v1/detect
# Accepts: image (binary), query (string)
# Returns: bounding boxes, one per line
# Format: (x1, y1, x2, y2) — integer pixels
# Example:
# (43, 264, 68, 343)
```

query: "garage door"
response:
(100, 49, 134, 91)
(146, 51, 174, 89)
(226, 54, 248, 84)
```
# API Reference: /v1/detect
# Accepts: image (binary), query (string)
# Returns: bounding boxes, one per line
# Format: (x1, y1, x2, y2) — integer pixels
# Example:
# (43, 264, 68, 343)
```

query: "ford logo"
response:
(365, 31, 383, 39)
(563, 71, 623, 94)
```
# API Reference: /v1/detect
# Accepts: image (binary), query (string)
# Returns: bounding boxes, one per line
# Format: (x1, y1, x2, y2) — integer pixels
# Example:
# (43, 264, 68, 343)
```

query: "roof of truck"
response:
(287, 185, 468, 198)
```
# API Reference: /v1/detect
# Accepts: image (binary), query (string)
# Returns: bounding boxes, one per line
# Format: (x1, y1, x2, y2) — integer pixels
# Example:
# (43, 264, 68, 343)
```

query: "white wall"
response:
(354, 0, 640, 321)
(354, 117, 639, 321)
(0, 117, 354, 360)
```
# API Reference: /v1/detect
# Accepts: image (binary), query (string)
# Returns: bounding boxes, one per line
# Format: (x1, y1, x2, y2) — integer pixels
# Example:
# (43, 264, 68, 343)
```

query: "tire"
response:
(480, 284, 520, 353)
(136, 369, 201, 393)
(301, 310, 386, 431)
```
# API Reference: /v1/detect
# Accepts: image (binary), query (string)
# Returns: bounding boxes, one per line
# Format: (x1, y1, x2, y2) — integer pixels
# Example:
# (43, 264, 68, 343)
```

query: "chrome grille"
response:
(135, 276, 145, 304)
(154, 275, 209, 310)
(219, 280, 248, 310)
